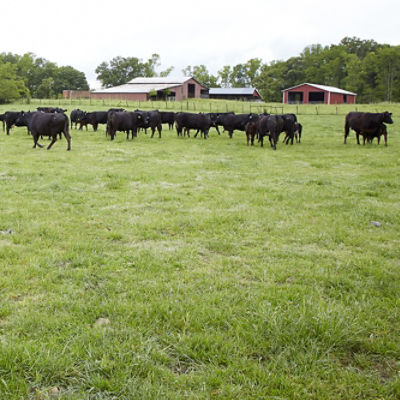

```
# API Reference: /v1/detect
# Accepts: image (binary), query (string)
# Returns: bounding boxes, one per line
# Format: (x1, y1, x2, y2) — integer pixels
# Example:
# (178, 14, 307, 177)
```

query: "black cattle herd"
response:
(0, 106, 394, 151)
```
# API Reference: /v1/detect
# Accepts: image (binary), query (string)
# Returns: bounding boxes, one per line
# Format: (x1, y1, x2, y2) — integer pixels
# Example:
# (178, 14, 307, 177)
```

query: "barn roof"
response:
(127, 76, 192, 84)
(283, 83, 356, 96)
(209, 87, 261, 96)
(93, 76, 207, 94)
(92, 83, 183, 94)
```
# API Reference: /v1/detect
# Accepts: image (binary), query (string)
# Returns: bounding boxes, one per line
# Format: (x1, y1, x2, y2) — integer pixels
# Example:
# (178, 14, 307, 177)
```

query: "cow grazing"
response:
(175, 112, 213, 139)
(30, 112, 71, 150)
(344, 111, 393, 145)
(107, 111, 143, 140)
(215, 113, 254, 138)
(283, 121, 302, 144)
(77, 111, 108, 132)
(160, 111, 175, 130)
(257, 114, 284, 150)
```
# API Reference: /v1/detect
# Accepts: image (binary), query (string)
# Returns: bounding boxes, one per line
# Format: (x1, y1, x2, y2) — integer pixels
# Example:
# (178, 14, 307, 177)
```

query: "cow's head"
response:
(383, 112, 393, 124)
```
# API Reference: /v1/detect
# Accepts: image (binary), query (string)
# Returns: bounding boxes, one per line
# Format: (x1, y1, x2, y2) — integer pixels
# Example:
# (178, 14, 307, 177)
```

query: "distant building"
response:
(282, 83, 356, 104)
(62, 90, 90, 99)
(208, 87, 262, 101)
(90, 77, 208, 101)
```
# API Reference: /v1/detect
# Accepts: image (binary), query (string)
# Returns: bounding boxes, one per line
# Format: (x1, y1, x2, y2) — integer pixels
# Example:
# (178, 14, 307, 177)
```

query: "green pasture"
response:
(0, 100, 399, 399)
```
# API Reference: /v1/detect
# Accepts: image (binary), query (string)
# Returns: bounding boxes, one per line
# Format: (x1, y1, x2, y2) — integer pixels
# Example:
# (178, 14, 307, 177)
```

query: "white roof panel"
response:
(93, 83, 183, 94)
(127, 76, 192, 84)
(209, 88, 257, 95)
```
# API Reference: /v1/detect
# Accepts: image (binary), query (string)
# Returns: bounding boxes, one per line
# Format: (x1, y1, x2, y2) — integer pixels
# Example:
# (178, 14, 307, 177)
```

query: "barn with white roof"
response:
(208, 87, 262, 101)
(282, 83, 356, 104)
(91, 77, 208, 101)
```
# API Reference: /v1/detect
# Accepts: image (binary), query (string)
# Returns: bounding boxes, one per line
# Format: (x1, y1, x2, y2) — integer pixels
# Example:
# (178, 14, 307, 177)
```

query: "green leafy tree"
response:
(95, 54, 164, 88)
(53, 66, 89, 94)
(375, 46, 400, 102)
(217, 65, 232, 87)
(0, 63, 29, 103)
(182, 65, 218, 87)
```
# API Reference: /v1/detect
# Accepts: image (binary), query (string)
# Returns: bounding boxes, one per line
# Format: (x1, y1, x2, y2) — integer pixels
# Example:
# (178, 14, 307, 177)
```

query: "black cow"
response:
(257, 114, 284, 150)
(344, 111, 393, 145)
(37, 107, 67, 113)
(77, 111, 108, 132)
(14, 111, 38, 136)
(107, 111, 143, 140)
(215, 113, 254, 138)
(70, 109, 86, 129)
(160, 111, 175, 129)
(245, 114, 266, 146)
(135, 110, 162, 138)
(0, 113, 6, 132)
(30, 112, 71, 150)
(363, 124, 388, 145)
(4, 111, 31, 135)
(282, 120, 302, 144)
(175, 112, 213, 138)
(279, 114, 297, 145)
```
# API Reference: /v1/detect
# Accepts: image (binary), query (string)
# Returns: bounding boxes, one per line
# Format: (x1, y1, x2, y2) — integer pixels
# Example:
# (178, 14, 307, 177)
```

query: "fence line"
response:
(19, 98, 396, 116)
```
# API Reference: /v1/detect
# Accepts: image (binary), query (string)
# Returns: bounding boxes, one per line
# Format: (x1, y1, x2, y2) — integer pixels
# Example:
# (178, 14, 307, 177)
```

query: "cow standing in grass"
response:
(30, 112, 71, 150)
(257, 115, 284, 150)
(344, 111, 393, 145)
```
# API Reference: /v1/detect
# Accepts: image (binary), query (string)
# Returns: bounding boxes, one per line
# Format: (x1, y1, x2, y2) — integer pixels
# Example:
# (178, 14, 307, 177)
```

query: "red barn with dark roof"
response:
(282, 83, 356, 104)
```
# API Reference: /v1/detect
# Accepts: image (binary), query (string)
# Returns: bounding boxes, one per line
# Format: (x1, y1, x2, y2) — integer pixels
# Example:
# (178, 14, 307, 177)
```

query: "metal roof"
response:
(127, 76, 192, 84)
(92, 76, 207, 94)
(209, 88, 260, 96)
(92, 83, 183, 94)
(283, 83, 356, 96)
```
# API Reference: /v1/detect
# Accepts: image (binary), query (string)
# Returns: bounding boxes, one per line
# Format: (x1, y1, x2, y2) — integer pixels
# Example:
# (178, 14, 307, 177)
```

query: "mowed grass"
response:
(0, 103, 399, 399)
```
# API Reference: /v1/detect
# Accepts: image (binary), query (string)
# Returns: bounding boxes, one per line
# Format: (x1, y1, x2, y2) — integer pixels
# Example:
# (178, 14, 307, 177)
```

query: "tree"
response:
(182, 65, 218, 87)
(0, 63, 29, 103)
(217, 65, 232, 87)
(95, 54, 164, 88)
(53, 66, 89, 95)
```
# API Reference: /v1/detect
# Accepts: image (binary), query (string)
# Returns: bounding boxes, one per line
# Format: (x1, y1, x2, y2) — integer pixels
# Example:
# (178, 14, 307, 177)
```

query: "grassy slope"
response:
(0, 102, 399, 399)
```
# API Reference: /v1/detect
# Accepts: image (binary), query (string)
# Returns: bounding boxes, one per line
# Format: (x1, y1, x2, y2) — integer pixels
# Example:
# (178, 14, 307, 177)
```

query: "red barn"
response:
(282, 83, 356, 104)
(90, 76, 208, 101)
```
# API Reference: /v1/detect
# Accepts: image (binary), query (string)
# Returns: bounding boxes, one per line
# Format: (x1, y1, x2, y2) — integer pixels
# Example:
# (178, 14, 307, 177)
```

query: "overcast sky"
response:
(2, 0, 399, 89)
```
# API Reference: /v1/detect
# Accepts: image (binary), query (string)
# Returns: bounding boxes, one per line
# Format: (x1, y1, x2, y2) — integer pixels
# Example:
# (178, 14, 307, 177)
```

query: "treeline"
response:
(1, 37, 399, 103)
(0, 52, 89, 103)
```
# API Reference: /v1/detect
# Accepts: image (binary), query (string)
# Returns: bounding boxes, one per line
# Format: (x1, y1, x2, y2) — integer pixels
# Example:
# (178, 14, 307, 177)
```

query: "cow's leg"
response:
(228, 130, 233, 139)
(47, 136, 57, 150)
(355, 131, 360, 145)
(158, 124, 162, 138)
(63, 130, 71, 150)
(33, 134, 43, 148)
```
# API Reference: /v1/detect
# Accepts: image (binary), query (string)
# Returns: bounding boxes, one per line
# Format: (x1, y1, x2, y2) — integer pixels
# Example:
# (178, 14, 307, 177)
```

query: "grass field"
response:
(0, 101, 399, 399)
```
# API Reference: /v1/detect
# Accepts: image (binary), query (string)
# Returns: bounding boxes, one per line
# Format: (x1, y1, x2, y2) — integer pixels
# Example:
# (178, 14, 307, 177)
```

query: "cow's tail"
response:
(64, 116, 71, 150)
(344, 118, 350, 144)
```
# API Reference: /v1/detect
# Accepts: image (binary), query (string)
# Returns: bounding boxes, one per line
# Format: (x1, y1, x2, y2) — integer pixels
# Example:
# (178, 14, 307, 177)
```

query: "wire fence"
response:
(19, 98, 398, 116)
